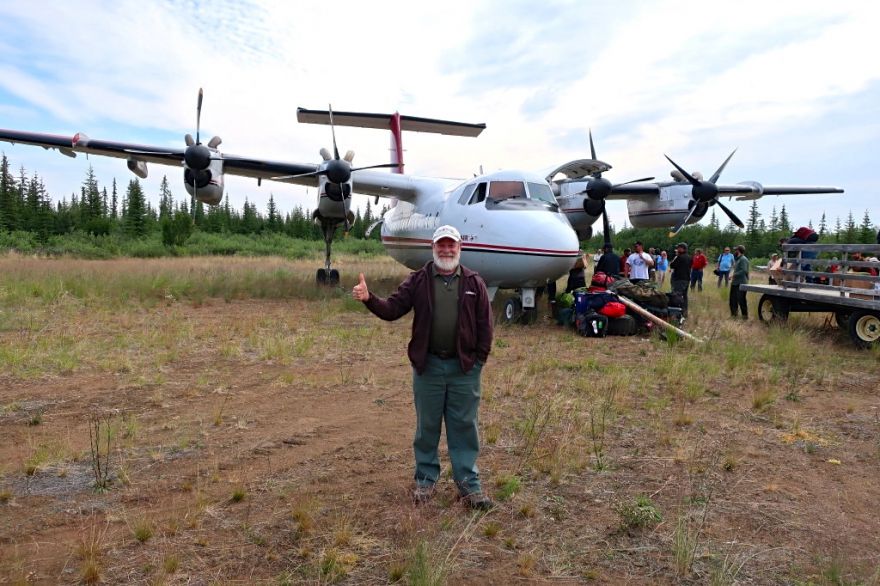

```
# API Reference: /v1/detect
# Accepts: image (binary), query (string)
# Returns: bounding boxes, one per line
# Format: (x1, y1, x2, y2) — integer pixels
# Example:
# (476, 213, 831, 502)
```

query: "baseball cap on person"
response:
(432, 225, 461, 243)
(676, 242, 688, 251)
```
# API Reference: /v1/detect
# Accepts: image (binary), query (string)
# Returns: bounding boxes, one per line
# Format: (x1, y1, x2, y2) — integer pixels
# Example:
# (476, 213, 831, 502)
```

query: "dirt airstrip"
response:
(1, 257, 880, 584)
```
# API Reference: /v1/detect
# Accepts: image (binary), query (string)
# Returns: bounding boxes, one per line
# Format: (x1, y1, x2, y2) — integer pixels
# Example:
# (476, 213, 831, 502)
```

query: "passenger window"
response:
(488, 181, 526, 202)
(458, 183, 477, 205)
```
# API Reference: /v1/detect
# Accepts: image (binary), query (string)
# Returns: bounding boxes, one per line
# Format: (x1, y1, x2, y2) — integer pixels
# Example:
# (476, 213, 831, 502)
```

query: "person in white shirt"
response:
(625, 241, 655, 283)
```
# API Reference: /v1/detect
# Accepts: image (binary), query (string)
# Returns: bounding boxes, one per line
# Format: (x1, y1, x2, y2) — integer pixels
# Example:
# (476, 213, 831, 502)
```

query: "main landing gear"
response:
(501, 287, 539, 325)
(316, 221, 341, 286)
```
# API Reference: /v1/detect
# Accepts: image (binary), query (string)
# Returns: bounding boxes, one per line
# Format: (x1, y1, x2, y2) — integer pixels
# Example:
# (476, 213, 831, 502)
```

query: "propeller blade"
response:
(196, 88, 203, 144)
(613, 176, 655, 187)
(714, 199, 745, 229)
(708, 149, 737, 184)
(589, 129, 597, 161)
(350, 163, 401, 172)
(668, 202, 700, 238)
(328, 104, 340, 160)
(664, 155, 700, 187)
(601, 205, 612, 248)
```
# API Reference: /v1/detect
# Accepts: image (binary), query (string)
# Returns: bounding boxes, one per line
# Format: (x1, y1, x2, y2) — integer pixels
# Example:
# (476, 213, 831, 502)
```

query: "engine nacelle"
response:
(127, 158, 148, 179)
(184, 157, 224, 205)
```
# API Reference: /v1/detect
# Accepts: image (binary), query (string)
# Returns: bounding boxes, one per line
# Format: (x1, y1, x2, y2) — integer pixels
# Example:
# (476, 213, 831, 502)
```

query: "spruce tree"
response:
(123, 178, 147, 236)
(818, 212, 827, 237)
(859, 210, 874, 243)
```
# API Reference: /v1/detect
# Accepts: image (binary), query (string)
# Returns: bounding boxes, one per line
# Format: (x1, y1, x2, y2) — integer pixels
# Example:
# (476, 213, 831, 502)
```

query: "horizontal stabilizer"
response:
(296, 108, 485, 137)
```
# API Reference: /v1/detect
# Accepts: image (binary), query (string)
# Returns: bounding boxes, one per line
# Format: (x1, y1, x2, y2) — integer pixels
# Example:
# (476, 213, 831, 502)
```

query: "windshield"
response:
(528, 182, 556, 205)
(488, 181, 527, 202)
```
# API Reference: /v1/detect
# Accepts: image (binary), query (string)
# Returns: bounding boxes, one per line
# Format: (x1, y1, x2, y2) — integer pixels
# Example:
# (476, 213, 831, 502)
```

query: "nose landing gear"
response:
(500, 288, 539, 325)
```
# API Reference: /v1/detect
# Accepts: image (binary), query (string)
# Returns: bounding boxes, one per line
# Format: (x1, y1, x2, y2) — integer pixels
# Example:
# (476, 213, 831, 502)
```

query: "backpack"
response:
(590, 272, 615, 289)
(576, 311, 608, 337)
(585, 291, 620, 311)
(793, 226, 818, 242)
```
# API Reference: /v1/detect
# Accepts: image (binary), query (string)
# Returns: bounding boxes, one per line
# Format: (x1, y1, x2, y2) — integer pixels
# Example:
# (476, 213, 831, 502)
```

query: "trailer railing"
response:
(776, 243, 880, 299)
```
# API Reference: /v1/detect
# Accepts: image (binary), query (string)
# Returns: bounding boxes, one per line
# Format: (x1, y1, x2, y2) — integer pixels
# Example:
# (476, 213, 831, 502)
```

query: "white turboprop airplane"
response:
(0, 90, 582, 323)
(552, 132, 844, 241)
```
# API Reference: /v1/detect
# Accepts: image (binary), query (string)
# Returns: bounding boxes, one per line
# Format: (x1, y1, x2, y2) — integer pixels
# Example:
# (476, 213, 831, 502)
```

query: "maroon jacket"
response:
(364, 262, 493, 375)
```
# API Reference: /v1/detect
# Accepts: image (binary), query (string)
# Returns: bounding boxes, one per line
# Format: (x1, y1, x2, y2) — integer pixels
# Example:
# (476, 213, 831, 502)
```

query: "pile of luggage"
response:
(556, 272, 684, 337)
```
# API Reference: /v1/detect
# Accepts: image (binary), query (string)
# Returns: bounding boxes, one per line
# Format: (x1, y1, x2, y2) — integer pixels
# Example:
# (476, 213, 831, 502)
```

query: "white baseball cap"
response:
(432, 225, 461, 243)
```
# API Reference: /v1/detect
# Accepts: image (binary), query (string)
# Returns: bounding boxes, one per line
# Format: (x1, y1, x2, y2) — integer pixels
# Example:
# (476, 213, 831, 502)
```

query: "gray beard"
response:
(433, 250, 460, 273)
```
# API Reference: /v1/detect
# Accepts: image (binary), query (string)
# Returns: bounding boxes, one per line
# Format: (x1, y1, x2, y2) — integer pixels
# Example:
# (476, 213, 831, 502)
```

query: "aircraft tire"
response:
(328, 269, 340, 286)
(316, 268, 327, 285)
(502, 297, 523, 325)
(848, 310, 880, 349)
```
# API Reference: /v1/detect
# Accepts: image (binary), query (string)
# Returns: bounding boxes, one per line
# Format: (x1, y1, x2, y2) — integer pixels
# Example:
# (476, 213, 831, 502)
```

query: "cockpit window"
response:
(488, 181, 526, 202)
(468, 183, 487, 205)
(527, 182, 556, 205)
(458, 183, 477, 205)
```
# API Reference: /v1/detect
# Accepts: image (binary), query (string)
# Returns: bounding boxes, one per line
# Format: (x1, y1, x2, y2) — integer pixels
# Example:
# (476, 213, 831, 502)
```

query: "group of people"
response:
(593, 241, 751, 319)
(593, 243, 743, 291)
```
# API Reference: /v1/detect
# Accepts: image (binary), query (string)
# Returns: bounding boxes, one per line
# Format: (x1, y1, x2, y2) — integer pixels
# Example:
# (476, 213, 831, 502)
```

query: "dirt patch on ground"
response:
(1, 264, 879, 584)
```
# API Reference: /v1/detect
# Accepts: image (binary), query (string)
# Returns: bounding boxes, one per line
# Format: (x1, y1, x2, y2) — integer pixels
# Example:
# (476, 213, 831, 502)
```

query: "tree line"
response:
(0, 155, 386, 246)
(0, 153, 875, 259)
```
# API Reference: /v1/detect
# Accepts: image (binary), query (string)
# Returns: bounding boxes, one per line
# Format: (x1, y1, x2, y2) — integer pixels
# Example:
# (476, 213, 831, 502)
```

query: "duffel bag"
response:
(598, 301, 626, 318)
(606, 314, 637, 336)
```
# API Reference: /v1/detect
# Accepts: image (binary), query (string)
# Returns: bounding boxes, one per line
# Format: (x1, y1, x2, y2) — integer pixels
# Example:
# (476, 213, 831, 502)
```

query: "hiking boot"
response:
(412, 484, 436, 505)
(462, 491, 495, 511)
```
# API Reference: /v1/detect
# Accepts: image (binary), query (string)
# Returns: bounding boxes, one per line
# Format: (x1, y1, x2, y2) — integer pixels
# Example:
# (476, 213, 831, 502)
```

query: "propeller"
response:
(580, 130, 654, 247)
(666, 150, 744, 237)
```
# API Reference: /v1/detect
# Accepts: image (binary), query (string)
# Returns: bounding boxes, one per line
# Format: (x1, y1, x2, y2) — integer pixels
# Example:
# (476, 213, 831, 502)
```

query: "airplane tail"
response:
(296, 108, 485, 174)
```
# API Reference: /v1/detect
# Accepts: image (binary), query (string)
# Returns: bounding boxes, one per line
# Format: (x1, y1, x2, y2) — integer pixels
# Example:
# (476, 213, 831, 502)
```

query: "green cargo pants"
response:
(412, 355, 483, 495)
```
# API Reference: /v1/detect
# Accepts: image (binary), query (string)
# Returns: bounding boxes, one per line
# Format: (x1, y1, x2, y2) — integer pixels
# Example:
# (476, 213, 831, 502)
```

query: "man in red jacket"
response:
(690, 248, 708, 292)
(352, 225, 494, 510)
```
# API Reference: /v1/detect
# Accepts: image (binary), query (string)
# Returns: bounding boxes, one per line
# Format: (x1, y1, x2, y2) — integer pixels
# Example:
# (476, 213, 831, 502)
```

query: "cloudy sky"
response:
(0, 0, 877, 233)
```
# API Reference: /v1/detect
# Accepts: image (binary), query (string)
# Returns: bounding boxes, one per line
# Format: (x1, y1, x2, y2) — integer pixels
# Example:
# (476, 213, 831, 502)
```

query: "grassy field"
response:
(1, 253, 879, 584)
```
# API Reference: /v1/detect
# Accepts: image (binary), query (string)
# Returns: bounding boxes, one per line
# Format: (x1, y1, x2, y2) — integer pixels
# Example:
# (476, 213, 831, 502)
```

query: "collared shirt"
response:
(430, 264, 460, 355)
(363, 261, 493, 374)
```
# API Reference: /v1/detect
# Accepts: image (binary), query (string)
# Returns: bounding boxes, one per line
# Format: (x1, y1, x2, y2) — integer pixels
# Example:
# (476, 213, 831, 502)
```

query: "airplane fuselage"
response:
(381, 170, 581, 289)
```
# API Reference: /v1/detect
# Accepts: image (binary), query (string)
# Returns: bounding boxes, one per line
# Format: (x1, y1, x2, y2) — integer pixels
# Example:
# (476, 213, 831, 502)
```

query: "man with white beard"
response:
(352, 225, 494, 510)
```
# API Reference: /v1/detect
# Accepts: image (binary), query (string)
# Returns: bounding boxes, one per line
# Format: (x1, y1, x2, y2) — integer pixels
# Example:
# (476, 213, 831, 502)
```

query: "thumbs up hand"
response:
(352, 273, 369, 301)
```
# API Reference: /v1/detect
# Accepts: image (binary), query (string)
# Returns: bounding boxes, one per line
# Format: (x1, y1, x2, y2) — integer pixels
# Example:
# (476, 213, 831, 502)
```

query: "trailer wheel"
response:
(757, 294, 789, 324)
(848, 310, 880, 349)
(834, 311, 851, 330)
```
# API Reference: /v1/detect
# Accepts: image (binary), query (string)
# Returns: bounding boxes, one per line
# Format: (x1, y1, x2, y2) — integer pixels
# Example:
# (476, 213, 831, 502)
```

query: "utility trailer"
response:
(740, 244, 880, 349)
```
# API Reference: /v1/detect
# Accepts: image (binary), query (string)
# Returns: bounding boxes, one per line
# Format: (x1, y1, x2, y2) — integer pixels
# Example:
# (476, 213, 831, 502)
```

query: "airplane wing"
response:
(606, 183, 661, 201)
(720, 181, 844, 201)
(0, 129, 429, 201)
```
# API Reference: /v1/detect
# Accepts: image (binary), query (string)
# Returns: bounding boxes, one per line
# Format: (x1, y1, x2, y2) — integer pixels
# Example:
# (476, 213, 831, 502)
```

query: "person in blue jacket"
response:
(716, 246, 734, 287)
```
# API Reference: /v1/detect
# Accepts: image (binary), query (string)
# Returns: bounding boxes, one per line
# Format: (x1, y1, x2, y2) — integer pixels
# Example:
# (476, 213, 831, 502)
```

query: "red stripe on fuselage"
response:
(381, 236, 579, 255)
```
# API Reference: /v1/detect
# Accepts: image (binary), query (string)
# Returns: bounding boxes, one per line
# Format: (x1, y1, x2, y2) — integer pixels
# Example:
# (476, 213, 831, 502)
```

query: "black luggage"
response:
(606, 314, 637, 336)
(576, 311, 608, 337)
